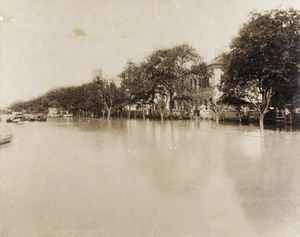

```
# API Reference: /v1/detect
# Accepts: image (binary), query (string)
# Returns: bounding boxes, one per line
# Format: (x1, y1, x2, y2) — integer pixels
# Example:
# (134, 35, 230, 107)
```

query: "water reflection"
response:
(0, 118, 299, 236)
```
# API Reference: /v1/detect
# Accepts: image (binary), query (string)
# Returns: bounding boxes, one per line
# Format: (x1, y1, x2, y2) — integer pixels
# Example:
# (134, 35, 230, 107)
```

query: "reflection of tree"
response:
(222, 132, 299, 234)
(124, 121, 257, 235)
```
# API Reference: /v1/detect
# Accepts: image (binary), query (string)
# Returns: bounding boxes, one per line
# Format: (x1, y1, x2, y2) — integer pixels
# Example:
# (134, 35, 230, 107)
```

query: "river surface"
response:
(0, 117, 300, 237)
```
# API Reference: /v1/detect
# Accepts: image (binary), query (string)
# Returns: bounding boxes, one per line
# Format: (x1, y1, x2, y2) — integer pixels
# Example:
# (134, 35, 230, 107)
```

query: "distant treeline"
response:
(10, 43, 211, 120)
(9, 9, 300, 131)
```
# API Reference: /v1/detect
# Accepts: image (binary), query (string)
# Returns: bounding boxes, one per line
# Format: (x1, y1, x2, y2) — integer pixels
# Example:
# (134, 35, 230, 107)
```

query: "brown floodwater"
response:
(1, 117, 300, 237)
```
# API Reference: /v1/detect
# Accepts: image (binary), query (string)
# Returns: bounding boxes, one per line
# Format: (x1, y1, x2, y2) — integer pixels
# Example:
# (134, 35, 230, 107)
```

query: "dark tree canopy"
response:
(221, 8, 300, 131)
(146, 44, 201, 111)
(93, 71, 125, 119)
(120, 44, 209, 119)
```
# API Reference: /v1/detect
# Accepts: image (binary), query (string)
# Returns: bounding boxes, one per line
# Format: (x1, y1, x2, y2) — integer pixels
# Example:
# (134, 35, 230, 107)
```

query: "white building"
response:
(207, 55, 224, 87)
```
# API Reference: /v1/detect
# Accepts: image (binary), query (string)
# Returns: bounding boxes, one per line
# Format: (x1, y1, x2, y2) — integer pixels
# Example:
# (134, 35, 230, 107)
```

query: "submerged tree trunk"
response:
(107, 108, 111, 120)
(215, 113, 219, 125)
(169, 93, 174, 113)
(247, 89, 272, 134)
(150, 104, 154, 119)
(159, 109, 164, 122)
(259, 113, 265, 133)
(142, 107, 145, 120)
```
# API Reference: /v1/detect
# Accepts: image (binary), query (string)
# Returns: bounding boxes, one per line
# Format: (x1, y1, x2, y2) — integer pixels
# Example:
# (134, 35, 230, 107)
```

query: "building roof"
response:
(219, 96, 251, 105)
(207, 54, 224, 68)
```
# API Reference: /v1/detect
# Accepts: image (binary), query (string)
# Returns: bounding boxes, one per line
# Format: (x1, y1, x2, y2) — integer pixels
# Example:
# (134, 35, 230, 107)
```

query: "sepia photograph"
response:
(0, 0, 300, 236)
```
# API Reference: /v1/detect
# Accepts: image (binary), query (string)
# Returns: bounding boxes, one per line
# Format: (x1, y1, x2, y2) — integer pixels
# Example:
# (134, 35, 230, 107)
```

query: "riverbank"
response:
(118, 109, 300, 127)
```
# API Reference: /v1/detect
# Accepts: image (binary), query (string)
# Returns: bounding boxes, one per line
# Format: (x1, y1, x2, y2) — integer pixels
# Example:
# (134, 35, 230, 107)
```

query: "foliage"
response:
(93, 71, 125, 119)
(221, 8, 300, 131)
(146, 44, 202, 111)
(9, 44, 209, 120)
(120, 44, 209, 118)
(120, 61, 153, 107)
(203, 87, 226, 124)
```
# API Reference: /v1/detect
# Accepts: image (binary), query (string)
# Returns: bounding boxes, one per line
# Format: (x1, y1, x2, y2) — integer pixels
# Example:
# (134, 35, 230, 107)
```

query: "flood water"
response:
(1, 117, 300, 237)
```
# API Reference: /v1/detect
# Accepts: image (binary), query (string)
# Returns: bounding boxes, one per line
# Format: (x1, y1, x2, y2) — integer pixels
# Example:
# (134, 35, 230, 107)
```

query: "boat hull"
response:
(0, 134, 13, 146)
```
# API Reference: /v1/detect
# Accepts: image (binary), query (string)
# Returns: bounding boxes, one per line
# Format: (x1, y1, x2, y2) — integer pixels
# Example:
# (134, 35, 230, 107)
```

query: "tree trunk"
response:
(151, 105, 154, 119)
(127, 110, 131, 119)
(142, 107, 145, 120)
(259, 113, 265, 133)
(159, 109, 164, 122)
(215, 113, 219, 125)
(106, 107, 111, 120)
(169, 93, 173, 113)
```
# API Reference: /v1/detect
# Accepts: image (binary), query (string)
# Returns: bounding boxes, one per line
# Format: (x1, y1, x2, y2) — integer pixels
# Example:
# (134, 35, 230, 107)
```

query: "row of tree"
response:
(10, 44, 212, 120)
(9, 78, 125, 120)
(9, 8, 300, 132)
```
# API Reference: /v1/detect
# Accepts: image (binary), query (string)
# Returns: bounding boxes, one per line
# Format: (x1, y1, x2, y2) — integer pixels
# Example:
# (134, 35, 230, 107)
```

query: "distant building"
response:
(48, 107, 61, 117)
(48, 108, 58, 114)
(189, 55, 224, 92)
(207, 55, 224, 87)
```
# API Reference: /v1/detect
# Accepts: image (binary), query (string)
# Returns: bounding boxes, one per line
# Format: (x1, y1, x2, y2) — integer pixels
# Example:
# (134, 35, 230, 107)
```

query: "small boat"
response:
(6, 115, 26, 123)
(63, 113, 73, 117)
(6, 112, 26, 123)
(0, 134, 13, 146)
(47, 114, 63, 118)
(23, 115, 30, 121)
(36, 115, 47, 122)
(28, 117, 36, 122)
(12, 118, 25, 123)
(6, 118, 13, 123)
(0, 121, 13, 145)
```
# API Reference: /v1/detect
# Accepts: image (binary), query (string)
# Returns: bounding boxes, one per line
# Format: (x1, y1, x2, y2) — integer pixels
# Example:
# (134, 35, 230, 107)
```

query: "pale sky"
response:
(1, 0, 299, 107)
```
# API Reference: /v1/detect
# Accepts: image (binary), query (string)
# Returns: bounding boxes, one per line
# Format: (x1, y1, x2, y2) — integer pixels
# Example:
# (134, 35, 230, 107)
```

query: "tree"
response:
(203, 87, 226, 125)
(173, 62, 210, 116)
(120, 61, 153, 120)
(93, 71, 122, 120)
(120, 44, 209, 120)
(221, 9, 300, 132)
(146, 44, 201, 112)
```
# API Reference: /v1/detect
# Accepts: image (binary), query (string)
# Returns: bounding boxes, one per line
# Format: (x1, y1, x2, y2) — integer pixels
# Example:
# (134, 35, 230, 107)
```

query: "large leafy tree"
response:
(203, 87, 226, 125)
(221, 8, 300, 132)
(120, 44, 206, 120)
(179, 62, 211, 113)
(120, 61, 153, 119)
(146, 44, 201, 112)
(93, 71, 124, 119)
